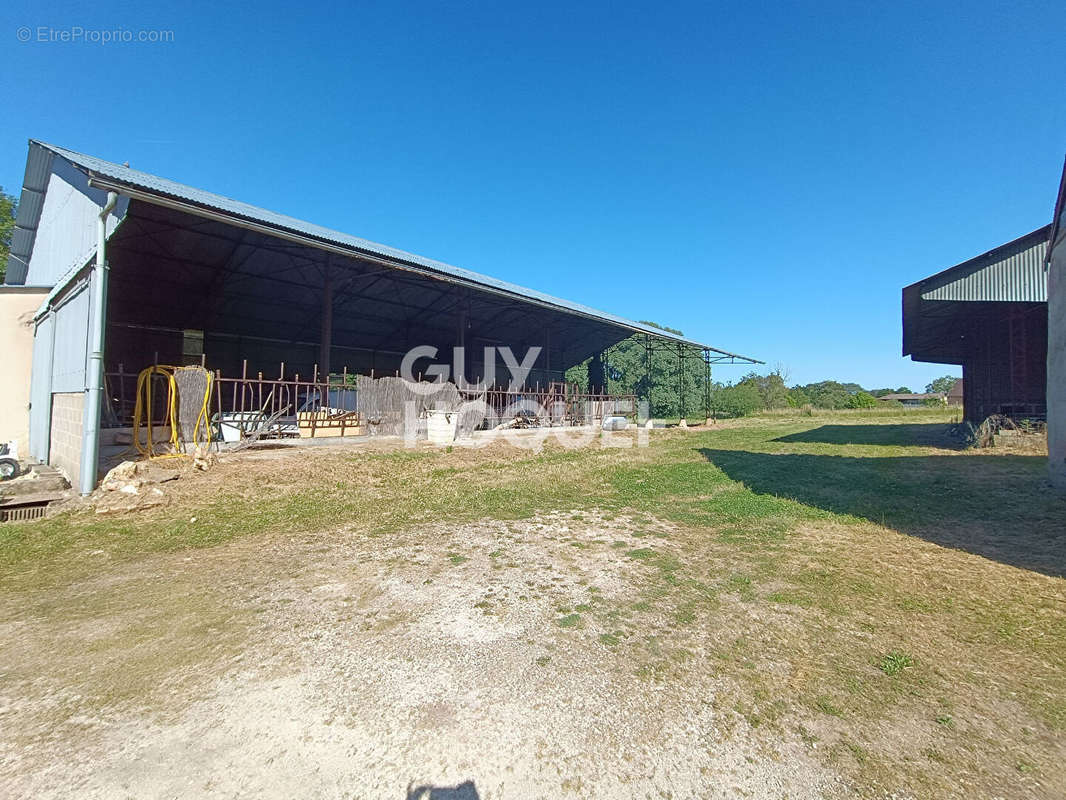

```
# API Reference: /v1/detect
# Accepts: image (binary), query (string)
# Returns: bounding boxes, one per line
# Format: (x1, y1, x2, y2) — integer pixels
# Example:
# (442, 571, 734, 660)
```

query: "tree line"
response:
(566, 324, 958, 419)
(0, 187, 16, 284)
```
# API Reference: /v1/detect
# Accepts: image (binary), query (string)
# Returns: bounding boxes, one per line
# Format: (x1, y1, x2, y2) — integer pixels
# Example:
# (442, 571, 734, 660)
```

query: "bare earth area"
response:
(1, 410, 1064, 799)
(3, 512, 834, 799)
(2, 509, 840, 797)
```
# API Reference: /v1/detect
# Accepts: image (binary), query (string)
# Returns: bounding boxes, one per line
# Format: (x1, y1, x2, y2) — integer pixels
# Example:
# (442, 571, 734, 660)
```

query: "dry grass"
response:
(1, 407, 1064, 798)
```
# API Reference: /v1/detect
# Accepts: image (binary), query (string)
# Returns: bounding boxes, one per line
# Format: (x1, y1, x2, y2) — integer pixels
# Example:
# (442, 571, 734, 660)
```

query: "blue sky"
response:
(3, 0, 1064, 389)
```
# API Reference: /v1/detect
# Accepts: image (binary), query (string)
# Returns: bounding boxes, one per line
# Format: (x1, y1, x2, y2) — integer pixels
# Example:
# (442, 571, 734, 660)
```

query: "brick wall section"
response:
(49, 392, 84, 488)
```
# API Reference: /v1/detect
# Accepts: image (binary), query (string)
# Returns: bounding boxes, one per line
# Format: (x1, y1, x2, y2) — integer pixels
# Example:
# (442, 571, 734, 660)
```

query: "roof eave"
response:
(87, 170, 762, 362)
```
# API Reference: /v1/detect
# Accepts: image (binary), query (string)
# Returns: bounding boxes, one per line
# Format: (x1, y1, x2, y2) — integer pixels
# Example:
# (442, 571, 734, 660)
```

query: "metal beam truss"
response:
(599, 333, 761, 422)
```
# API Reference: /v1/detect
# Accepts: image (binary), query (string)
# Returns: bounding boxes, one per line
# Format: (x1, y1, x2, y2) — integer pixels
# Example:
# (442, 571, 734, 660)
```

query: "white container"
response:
(426, 409, 458, 444)
(216, 411, 265, 443)
(602, 415, 628, 431)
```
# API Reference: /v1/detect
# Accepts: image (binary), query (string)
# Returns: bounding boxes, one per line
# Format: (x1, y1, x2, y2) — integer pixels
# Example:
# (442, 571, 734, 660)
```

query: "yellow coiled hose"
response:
(131, 365, 213, 458)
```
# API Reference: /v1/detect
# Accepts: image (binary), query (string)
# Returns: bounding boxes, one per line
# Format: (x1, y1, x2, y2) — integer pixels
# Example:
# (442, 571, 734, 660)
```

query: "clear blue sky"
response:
(4, 0, 1064, 389)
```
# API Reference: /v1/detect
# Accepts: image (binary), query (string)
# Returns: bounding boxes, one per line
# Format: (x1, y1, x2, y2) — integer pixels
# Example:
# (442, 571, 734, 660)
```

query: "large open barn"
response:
(4, 141, 756, 493)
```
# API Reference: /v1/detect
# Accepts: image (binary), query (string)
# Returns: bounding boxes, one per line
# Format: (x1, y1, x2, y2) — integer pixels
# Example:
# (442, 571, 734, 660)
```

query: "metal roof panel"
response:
(4, 143, 53, 284)
(913, 226, 1050, 303)
(26, 140, 757, 360)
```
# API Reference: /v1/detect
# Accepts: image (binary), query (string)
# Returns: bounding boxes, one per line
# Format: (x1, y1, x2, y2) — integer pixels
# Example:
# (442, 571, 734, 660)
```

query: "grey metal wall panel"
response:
(50, 283, 90, 393)
(29, 314, 54, 462)
(920, 232, 1049, 303)
(24, 162, 113, 288)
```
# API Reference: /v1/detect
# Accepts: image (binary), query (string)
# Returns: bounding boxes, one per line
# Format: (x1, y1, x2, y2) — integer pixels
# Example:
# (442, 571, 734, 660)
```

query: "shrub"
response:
(845, 391, 879, 409)
(713, 382, 763, 417)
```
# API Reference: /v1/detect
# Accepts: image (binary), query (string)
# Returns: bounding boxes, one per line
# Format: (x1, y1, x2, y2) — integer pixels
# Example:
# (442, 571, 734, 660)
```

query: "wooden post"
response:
(319, 258, 333, 378)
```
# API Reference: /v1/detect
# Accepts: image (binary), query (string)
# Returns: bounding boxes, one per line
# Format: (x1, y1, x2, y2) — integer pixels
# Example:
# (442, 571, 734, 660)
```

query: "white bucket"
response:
(426, 409, 458, 445)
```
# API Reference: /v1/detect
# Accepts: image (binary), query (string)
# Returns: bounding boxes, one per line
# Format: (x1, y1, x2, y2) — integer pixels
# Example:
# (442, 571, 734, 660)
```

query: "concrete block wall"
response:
(49, 392, 84, 488)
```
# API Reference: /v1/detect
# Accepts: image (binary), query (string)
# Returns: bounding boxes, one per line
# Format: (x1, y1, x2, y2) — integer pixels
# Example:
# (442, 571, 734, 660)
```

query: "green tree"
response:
(0, 186, 17, 284)
(895, 386, 912, 394)
(925, 375, 958, 394)
(786, 387, 811, 407)
(800, 380, 852, 409)
(712, 381, 762, 417)
(742, 369, 788, 409)
(565, 321, 710, 419)
(845, 391, 878, 408)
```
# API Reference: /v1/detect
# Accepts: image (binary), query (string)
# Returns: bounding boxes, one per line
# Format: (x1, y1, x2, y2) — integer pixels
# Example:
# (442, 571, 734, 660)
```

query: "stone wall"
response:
(49, 392, 84, 488)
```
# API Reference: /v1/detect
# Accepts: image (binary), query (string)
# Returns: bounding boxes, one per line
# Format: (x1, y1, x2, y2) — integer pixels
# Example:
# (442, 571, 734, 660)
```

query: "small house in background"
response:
(877, 392, 945, 408)
(946, 378, 964, 407)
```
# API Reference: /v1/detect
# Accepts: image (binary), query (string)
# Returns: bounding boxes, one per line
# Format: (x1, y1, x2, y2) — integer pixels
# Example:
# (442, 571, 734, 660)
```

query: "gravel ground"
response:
(1, 510, 837, 799)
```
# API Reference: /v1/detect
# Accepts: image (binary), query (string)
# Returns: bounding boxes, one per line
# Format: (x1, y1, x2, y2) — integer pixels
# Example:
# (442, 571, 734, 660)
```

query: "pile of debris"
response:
(951, 414, 1047, 449)
(92, 460, 177, 514)
(91, 454, 215, 515)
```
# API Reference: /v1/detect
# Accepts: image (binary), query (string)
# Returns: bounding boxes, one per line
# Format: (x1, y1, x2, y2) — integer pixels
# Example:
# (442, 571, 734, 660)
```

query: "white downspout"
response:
(79, 191, 119, 495)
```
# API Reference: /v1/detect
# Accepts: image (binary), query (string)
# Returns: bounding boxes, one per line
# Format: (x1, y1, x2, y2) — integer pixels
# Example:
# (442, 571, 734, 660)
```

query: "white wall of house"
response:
(0, 287, 50, 457)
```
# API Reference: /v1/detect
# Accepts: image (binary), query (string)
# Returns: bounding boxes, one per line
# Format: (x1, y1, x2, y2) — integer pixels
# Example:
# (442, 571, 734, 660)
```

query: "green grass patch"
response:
(879, 650, 915, 677)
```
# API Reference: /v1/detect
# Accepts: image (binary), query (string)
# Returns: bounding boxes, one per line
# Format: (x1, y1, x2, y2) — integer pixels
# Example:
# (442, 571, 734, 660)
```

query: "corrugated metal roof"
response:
(4, 144, 53, 285)
(916, 226, 1050, 303)
(22, 139, 757, 360)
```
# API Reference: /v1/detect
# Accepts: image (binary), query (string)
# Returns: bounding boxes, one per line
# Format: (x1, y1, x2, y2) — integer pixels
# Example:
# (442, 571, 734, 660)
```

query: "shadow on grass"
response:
(407, 781, 480, 799)
(773, 424, 964, 448)
(699, 448, 1066, 578)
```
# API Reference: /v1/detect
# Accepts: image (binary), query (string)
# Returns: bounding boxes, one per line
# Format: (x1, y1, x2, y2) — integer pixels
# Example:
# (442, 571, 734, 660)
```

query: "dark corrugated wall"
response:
(961, 304, 1047, 422)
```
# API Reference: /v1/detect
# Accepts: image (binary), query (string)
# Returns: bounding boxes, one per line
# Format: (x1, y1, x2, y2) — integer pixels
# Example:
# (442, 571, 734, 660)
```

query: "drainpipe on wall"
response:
(79, 191, 119, 496)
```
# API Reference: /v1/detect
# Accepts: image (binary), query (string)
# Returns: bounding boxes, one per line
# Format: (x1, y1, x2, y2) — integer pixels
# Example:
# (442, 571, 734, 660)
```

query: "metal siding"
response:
(50, 283, 90, 393)
(4, 145, 53, 285)
(22, 161, 122, 288)
(11, 228, 35, 258)
(29, 141, 743, 356)
(919, 232, 1049, 303)
(29, 314, 54, 462)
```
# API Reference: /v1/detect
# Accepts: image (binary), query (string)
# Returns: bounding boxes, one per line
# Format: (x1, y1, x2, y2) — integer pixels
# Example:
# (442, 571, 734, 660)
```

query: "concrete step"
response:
(0, 465, 71, 499)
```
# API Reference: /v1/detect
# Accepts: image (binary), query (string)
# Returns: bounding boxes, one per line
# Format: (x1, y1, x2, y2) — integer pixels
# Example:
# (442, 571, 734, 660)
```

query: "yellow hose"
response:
(131, 365, 213, 459)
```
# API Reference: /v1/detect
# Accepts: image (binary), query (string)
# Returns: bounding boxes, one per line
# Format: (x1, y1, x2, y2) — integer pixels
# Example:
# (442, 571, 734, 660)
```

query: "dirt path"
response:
(0, 511, 835, 799)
